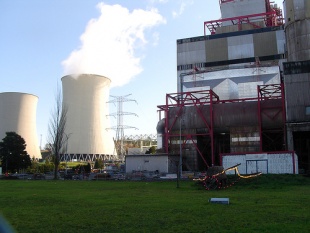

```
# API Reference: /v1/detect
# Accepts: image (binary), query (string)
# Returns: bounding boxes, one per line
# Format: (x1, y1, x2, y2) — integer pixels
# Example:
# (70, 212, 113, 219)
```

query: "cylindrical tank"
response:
(0, 92, 41, 159)
(156, 118, 165, 150)
(62, 74, 115, 155)
(284, 0, 310, 61)
(284, 0, 310, 26)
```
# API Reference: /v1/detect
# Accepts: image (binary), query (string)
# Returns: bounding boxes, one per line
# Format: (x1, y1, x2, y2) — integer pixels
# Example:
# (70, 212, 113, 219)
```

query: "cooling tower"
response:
(61, 74, 115, 156)
(0, 92, 41, 159)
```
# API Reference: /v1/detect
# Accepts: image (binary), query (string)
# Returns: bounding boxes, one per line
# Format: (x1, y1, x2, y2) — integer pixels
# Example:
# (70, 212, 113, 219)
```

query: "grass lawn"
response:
(0, 175, 309, 233)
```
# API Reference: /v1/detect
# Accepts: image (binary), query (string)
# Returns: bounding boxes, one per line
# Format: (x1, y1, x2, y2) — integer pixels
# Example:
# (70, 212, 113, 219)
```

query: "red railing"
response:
(204, 11, 283, 35)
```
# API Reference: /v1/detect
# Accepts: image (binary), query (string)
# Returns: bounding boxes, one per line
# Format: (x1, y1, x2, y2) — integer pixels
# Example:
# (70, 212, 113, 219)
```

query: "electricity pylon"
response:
(107, 94, 138, 159)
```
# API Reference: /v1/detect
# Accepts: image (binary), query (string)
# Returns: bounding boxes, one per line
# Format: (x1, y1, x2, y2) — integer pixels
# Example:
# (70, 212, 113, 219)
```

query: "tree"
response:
(0, 132, 31, 173)
(145, 146, 156, 154)
(94, 159, 104, 169)
(47, 86, 68, 180)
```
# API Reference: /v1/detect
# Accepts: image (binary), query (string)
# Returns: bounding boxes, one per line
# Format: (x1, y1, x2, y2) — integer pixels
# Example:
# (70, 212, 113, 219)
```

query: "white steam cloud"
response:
(62, 3, 166, 87)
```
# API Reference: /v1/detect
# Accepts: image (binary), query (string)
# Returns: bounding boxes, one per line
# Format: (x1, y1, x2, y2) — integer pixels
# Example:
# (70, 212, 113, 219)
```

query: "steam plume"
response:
(62, 3, 165, 87)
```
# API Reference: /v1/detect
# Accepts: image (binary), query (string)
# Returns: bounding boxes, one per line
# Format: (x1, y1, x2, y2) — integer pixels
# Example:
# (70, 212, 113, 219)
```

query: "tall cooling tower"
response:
(62, 74, 115, 156)
(0, 92, 41, 159)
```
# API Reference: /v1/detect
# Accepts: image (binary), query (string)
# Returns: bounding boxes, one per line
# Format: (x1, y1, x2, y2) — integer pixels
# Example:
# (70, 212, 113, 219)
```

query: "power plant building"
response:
(157, 0, 310, 174)
(0, 92, 41, 159)
(61, 74, 116, 162)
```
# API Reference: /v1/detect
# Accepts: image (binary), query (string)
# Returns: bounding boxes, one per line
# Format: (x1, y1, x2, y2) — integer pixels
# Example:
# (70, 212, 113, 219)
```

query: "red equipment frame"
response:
(158, 90, 220, 167)
(158, 84, 286, 168)
(257, 84, 286, 151)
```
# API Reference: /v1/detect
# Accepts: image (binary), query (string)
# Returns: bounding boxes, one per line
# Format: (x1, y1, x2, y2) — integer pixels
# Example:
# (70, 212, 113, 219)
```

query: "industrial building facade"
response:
(157, 0, 310, 173)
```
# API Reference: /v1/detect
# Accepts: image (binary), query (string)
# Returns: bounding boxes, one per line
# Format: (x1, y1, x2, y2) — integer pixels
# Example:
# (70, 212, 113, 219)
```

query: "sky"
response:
(0, 0, 285, 148)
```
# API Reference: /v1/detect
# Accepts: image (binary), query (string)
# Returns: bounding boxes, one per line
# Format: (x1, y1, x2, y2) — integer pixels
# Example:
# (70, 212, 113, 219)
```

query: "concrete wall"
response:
(125, 155, 171, 173)
(222, 152, 298, 174)
(283, 61, 310, 123)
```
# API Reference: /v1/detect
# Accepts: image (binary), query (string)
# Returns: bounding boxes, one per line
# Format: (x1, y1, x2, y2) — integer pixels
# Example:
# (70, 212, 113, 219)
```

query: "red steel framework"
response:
(205, 0, 284, 35)
(158, 90, 220, 167)
(257, 84, 287, 151)
(158, 84, 286, 168)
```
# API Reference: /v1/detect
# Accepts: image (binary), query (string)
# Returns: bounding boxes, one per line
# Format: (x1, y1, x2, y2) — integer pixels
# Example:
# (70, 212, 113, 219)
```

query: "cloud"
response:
(148, 0, 168, 4)
(172, 0, 193, 18)
(62, 3, 166, 87)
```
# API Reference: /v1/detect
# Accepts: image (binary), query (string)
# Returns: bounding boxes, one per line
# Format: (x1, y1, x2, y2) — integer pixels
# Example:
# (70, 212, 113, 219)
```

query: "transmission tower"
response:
(107, 94, 138, 158)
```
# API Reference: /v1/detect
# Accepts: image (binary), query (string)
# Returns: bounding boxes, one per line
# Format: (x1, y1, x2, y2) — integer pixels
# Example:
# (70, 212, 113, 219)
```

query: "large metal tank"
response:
(156, 118, 165, 150)
(62, 74, 115, 156)
(168, 99, 284, 133)
(284, 0, 310, 61)
(0, 92, 41, 159)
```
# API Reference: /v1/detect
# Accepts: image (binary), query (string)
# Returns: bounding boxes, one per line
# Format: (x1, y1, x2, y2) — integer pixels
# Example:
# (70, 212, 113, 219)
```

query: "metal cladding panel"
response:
(213, 79, 239, 100)
(238, 81, 264, 98)
(259, 98, 285, 125)
(284, 73, 310, 122)
(286, 19, 310, 61)
(227, 34, 254, 60)
(284, 0, 310, 26)
(230, 126, 260, 153)
(205, 38, 228, 62)
(253, 31, 278, 57)
(220, 0, 267, 26)
(214, 102, 260, 131)
(0, 92, 41, 159)
(217, 21, 266, 34)
(62, 74, 115, 155)
(276, 30, 286, 54)
(181, 67, 280, 100)
(177, 40, 206, 65)
(177, 40, 205, 53)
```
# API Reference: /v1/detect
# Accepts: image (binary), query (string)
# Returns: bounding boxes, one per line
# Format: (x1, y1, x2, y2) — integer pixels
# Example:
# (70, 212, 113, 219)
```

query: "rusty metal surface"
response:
(167, 99, 283, 132)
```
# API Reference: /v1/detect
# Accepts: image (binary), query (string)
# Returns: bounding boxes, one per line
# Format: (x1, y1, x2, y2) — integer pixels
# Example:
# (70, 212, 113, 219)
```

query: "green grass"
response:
(0, 175, 309, 233)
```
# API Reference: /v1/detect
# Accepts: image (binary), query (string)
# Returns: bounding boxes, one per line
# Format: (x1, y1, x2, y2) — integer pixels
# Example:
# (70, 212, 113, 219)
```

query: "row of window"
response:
(177, 55, 284, 71)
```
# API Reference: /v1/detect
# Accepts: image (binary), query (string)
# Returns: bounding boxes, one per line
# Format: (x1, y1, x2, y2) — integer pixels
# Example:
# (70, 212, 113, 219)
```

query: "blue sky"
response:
(0, 0, 284, 148)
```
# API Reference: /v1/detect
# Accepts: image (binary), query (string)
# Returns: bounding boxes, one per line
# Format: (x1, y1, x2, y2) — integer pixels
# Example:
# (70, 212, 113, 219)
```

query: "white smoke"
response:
(62, 3, 166, 87)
